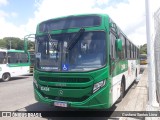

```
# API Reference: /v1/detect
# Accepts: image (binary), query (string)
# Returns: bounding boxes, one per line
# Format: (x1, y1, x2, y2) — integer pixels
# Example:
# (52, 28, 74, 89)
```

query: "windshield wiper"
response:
(67, 27, 85, 50)
(46, 31, 59, 60)
(47, 32, 58, 50)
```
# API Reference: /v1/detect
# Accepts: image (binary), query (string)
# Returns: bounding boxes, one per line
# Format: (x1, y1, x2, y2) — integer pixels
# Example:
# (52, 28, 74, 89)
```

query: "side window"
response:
(130, 43, 132, 58)
(137, 49, 139, 58)
(135, 47, 137, 59)
(130, 44, 132, 58)
(8, 52, 19, 64)
(125, 39, 127, 58)
(110, 31, 117, 59)
(0, 52, 6, 64)
(119, 34, 125, 59)
(134, 46, 136, 58)
(131, 44, 134, 59)
(127, 40, 130, 59)
(19, 53, 29, 63)
(132, 44, 134, 58)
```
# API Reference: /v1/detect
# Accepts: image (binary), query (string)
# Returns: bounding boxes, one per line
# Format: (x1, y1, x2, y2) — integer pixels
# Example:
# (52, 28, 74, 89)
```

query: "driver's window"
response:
(49, 39, 59, 59)
(110, 31, 117, 59)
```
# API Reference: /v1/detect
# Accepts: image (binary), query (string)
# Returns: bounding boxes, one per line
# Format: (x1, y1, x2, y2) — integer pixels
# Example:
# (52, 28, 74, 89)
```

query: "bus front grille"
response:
(39, 91, 90, 102)
(39, 77, 90, 83)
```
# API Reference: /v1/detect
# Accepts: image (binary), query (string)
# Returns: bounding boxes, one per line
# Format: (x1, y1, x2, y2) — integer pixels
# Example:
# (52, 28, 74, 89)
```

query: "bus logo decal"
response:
(59, 90, 63, 95)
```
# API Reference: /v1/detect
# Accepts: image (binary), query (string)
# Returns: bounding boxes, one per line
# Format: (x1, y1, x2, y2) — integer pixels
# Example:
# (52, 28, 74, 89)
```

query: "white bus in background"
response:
(0, 49, 30, 82)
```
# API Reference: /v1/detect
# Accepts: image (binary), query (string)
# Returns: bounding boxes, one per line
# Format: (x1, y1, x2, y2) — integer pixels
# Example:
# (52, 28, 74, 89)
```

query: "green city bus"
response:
(33, 14, 140, 109)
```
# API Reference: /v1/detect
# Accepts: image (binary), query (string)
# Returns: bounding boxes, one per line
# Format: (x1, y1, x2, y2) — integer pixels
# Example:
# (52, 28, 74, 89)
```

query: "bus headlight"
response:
(93, 80, 106, 93)
(33, 78, 38, 88)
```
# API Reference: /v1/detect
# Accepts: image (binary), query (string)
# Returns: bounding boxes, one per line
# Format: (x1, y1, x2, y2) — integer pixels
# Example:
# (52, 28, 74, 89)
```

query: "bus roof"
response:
(0, 49, 7, 52)
(0, 49, 25, 53)
(36, 13, 139, 49)
(38, 14, 109, 25)
(8, 49, 25, 53)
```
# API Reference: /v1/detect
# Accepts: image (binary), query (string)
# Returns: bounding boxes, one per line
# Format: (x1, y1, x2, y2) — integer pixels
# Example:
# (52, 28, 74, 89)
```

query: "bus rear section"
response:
(140, 54, 147, 65)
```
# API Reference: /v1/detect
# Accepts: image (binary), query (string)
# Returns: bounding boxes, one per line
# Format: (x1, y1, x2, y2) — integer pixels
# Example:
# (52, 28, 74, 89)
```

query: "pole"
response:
(10, 40, 11, 49)
(145, 0, 159, 108)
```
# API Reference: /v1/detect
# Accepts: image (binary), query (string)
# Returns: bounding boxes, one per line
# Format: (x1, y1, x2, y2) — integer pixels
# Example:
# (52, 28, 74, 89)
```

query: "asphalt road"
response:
(0, 65, 147, 120)
(0, 75, 55, 112)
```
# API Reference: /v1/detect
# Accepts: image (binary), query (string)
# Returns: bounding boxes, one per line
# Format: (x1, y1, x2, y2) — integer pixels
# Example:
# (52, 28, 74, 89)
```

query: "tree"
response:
(0, 39, 7, 49)
(140, 44, 147, 54)
(28, 40, 35, 50)
(0, 37, 35, 50)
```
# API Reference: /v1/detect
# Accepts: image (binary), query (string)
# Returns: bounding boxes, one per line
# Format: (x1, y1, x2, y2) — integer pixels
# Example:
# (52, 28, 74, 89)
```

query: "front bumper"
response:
(33, 82, 111, 109)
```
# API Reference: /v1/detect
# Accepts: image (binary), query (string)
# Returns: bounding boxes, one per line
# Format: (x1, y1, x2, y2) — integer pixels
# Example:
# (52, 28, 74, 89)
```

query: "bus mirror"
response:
(116, 39, 122, 51)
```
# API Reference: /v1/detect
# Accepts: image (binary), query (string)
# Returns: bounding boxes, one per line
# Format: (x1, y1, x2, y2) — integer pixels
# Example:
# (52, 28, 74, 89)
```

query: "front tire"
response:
(1, 73, 11, 82)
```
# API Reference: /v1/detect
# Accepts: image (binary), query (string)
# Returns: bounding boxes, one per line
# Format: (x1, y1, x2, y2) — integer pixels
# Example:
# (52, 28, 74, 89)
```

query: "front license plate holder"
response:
(54, 101, 67, 107)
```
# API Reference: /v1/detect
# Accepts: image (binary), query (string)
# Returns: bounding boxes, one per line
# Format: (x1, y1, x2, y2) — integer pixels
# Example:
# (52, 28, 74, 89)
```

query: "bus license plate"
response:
(54, 101, 67, 107)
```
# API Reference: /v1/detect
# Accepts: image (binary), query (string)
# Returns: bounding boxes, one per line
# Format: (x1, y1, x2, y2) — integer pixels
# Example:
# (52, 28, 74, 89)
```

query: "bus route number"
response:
(41, 86, 50, 91)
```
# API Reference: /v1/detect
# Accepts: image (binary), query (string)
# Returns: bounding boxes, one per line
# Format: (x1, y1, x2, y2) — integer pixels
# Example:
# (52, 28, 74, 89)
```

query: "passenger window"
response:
(110, 32, 117, 59)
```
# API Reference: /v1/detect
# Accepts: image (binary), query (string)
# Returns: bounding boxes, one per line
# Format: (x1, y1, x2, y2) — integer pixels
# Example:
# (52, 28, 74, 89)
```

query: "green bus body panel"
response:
(34, 80, 112, 109)
(37, 79, 93, 88)
(39, 84, 92, 98)
(34, 66, 112, 109)
(112, 60, 128, 77)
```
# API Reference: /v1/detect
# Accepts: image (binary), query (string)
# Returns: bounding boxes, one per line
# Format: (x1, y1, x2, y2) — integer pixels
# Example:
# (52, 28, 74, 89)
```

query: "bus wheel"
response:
(2, 73, 11, 82)
(117, 82, 125, 103)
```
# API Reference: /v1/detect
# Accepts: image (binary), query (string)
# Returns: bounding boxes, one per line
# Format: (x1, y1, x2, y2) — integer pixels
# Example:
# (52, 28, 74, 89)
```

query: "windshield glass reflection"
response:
(35, 31, 106, 72)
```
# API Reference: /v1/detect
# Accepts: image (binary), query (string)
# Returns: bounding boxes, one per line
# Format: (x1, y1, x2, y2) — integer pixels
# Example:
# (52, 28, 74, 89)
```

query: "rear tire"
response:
(1, 73, 10, 82)
(117, 82, 125, 103)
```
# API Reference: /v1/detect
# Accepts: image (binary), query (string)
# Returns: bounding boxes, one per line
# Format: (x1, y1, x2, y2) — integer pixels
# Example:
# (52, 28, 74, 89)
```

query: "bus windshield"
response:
(35, 31, 106, 72)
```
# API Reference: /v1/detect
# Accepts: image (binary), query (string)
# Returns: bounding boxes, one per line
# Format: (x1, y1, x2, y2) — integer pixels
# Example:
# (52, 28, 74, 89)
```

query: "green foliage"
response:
(140, 44, 147, 54)
(0, 37, 35, 50)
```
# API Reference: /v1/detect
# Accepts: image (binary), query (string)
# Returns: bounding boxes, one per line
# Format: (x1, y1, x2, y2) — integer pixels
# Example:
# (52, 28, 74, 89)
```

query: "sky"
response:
(0, 0, 160, 45)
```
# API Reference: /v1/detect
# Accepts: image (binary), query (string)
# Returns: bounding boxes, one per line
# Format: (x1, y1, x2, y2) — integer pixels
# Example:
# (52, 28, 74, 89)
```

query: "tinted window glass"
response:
(39, 16, 101, 32)
(35, 31, 106, 72)
(8, 52, 19, 64)
(110, 32, 117, 59)
(19, 53, 29, 63)
(127, 41, 130, 59)
(0, 52, 6, 64)
(119, 34, 125, 59)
